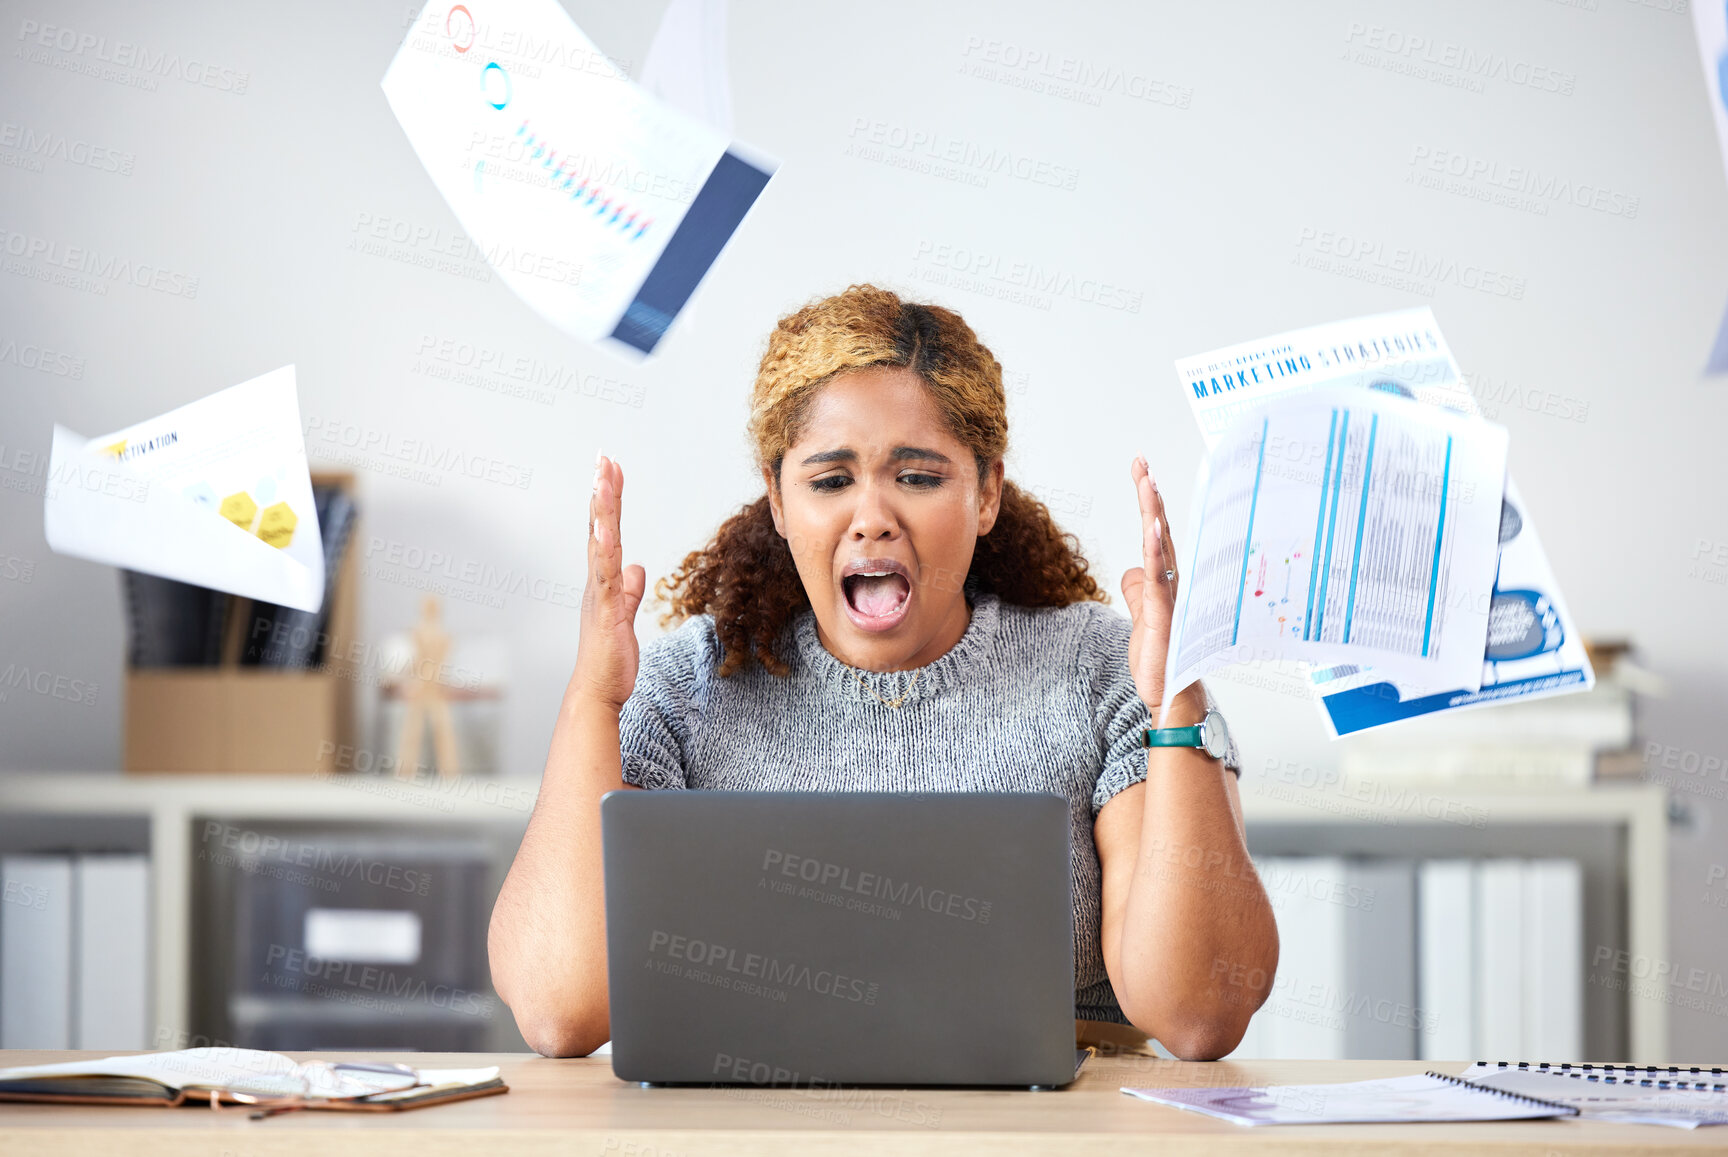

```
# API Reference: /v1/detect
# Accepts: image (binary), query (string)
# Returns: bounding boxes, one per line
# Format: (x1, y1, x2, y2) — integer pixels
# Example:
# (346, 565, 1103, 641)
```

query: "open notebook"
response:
(1462, 1063, 1728, 1129)
(0, 1048, 506, 1112)
(1122, 1072, 1578, 1126)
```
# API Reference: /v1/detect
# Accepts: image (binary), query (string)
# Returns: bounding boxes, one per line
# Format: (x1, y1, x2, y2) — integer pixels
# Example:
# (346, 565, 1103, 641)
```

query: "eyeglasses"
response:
(203, 1060, 429, 1119)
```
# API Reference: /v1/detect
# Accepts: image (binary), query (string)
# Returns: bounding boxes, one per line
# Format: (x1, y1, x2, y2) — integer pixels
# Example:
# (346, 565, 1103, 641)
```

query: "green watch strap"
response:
(1142, 724, 1204, 748)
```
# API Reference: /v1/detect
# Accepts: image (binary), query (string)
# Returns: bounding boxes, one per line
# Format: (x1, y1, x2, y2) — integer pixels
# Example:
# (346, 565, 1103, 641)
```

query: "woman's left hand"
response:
(1121, 456, 1182, 719)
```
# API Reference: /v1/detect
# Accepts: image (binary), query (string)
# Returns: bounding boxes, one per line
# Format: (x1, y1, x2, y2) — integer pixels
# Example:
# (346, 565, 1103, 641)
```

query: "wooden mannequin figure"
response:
(394, 594, 462, 781)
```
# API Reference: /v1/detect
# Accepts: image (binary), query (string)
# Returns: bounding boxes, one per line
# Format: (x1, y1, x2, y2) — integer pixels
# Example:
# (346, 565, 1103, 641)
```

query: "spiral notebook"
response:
(1121, 1072, 1578, 1126)
(1462, 1062, 1728, 1129)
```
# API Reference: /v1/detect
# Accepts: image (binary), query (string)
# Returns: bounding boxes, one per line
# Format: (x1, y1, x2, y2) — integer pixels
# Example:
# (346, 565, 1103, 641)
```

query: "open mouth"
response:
(842, 570, 912, 627)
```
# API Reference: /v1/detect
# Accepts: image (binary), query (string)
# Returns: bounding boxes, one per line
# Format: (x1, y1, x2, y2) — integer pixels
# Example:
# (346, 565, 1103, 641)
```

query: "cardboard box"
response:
(124, 472, 358, 775)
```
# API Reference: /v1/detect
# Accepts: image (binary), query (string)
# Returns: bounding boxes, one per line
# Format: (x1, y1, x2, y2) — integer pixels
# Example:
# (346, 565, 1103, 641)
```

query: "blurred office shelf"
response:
(0, 770, 540, 820)
(0, 771, 537, 1053)
(0, 773, 1669, 1060)
(1241, 777, 1668, 1062)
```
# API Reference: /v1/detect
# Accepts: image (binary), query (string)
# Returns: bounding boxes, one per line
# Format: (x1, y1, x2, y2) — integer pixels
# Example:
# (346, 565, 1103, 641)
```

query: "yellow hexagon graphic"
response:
(219, 490, 258, 532)
(256, 501, 298, 549)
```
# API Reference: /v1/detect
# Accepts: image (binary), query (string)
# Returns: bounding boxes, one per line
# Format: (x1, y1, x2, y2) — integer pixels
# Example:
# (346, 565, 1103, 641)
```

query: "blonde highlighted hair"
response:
(656, 284, 1106, 676)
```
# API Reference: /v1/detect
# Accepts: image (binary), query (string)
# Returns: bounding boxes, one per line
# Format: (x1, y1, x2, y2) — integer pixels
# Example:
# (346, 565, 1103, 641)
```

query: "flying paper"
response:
(640, 0, 735, 134)
(43, 366, 326, 613)
(1172, 308, 1593, 736)
(1159, 385, 1509, 725)
(382, 0, 774, 358)
(1691, 1, 1728, 193)
(1690, 3, 1728, 375)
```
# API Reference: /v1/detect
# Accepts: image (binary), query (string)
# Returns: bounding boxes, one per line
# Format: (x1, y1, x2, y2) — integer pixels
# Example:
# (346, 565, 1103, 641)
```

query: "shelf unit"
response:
(1240, 776, 1669, 1061)
(0, 773, 1669, 1060)
(0, 772, 535, 1051)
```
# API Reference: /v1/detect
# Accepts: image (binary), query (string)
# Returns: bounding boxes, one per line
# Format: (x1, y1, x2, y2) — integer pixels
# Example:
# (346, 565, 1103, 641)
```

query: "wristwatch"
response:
(1143, 707, 1231, 761)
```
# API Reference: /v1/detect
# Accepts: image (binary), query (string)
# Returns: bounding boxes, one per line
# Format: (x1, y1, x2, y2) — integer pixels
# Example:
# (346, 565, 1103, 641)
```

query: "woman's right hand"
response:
(574, 452, 647, 712)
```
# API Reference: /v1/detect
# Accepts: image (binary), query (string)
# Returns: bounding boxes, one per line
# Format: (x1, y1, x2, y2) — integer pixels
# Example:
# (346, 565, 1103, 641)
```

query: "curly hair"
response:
(656, 284, 1108, 676)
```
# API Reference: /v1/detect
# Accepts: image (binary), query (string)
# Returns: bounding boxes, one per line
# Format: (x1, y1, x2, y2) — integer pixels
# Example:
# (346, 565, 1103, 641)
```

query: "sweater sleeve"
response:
(1081, 605, 1242, 815)
(616, 615, 721, 792)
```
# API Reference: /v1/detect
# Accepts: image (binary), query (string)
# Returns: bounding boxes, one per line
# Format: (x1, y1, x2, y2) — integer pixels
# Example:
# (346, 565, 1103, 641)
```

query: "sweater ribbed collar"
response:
(790, 591, 1001, 706)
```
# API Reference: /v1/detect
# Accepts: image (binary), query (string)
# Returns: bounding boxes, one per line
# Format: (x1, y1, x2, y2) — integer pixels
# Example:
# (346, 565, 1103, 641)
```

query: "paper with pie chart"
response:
(381, 0, 774, 358)
(43, 365, 326, 613)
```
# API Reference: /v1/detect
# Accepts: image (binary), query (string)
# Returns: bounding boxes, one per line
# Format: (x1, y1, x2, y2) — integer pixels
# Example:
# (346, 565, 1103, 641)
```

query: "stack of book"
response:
(0, 854, 149, 1050)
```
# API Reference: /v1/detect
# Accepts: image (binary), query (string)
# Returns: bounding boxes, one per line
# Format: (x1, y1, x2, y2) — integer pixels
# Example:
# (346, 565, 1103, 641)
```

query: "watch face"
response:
(1202, 710, 1231, 759)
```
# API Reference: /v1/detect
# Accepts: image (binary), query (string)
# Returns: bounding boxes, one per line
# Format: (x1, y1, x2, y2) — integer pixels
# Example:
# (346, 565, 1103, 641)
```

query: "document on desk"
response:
(43, 366, 326, 613)
(382, 0, 775, 359)
(1122, 1072, 1576, 1125)
(1172, 308, 1593, 735)
(1159, 384, 1507, 724)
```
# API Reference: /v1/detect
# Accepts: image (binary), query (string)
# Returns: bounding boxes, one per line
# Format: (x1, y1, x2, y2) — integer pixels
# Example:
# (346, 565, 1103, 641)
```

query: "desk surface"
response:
(1, 1051, 1722, 1156)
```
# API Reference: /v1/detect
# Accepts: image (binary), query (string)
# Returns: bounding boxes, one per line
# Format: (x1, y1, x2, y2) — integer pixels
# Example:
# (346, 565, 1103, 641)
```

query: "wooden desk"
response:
(1, 1051, 1721, 1155)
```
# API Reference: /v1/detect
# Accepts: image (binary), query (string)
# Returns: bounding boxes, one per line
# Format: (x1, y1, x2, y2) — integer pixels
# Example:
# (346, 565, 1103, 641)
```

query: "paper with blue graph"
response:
(1159, 385, 1508, 727)
(1171, 308, 1593, 736)
(1689, 2, 1728, 374)
(381, 0, 774, 358)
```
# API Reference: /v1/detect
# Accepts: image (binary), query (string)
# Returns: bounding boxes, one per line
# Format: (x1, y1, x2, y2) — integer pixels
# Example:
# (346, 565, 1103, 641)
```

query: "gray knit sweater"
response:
(617, 589, 1240, 1024)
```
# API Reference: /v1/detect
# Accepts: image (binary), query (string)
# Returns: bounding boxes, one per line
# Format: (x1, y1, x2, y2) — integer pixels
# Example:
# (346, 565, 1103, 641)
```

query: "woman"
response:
(489, 285, 1278, 1060)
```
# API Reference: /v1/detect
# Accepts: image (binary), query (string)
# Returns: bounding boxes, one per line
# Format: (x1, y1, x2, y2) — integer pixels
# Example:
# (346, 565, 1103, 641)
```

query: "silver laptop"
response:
(601, 790, 1084, 1088)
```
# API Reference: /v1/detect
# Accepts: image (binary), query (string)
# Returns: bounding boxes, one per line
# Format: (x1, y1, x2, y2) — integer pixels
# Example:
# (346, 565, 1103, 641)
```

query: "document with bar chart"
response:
(1159, 385, 1507, 725)
(382, 0, 775, 358)
(1171, 308, 1593, 736)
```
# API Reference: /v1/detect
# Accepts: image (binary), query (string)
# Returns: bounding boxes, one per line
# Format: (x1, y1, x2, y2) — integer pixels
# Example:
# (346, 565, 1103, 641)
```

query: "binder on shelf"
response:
(1522, 859, 1583, 1060)
(122, 572, 229, 667)
(1, 855, 74, 1049)
(73, 855, 150, 1051)
(1343, 859, 1417, 1060)
(1238, 857, 1419, 1060)
(1235, 855, 1588, 1062)
(1474, 859, 1525, 1059)
(1253, 856, 1347, 1059)
(237, 484, 359, 669)
(1417, 859, 1475, 1061)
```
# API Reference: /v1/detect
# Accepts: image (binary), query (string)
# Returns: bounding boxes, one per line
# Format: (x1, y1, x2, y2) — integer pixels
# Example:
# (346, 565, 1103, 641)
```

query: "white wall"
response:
(2, 0, 1725, 1055)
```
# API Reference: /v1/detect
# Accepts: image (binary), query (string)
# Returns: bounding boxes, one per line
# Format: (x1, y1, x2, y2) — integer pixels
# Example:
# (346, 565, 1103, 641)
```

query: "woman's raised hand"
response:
(1121, 455, 1179, 717)
(575, 452, 647, 712)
